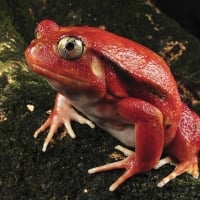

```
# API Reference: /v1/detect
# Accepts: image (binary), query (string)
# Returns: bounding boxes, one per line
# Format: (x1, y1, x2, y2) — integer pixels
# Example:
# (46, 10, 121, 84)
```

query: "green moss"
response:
(0, 13, 24, 61)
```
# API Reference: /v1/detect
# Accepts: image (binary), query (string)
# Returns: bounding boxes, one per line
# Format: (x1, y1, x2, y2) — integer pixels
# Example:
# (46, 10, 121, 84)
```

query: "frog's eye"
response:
(57, 36, 84, 60)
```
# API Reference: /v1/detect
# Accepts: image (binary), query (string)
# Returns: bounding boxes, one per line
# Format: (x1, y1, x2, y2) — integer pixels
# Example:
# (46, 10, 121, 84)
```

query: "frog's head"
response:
(25, 20, 108, 96)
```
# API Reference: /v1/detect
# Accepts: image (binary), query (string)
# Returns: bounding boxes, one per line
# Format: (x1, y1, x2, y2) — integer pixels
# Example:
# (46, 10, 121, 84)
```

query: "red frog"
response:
(25, 20, 200, 191)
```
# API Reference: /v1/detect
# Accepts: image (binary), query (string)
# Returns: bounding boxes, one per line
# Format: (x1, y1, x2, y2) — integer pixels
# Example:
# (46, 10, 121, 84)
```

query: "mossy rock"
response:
(0, 0, 200, 200)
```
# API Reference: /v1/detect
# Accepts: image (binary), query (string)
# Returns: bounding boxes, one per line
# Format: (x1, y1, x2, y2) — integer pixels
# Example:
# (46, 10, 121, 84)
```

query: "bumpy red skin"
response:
(25, 20, 200, 189)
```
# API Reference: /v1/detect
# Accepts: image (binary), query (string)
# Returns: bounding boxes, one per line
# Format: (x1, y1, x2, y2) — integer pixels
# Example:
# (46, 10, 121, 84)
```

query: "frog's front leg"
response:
(88, 98, 164, 191)
(34, 93, 95, 151)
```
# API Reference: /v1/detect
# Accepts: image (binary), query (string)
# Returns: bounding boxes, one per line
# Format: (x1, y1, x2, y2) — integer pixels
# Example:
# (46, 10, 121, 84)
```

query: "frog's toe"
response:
(157, 156, 199, 187)
(34, 117, 52, 138)
(114, 145, 135, 156)
(72, 111, 95, 129)
(88, 154, 139, 191)
(42, 121, 61, 152)
(154, 156, 174, 169)
(63, 121, 76, 138)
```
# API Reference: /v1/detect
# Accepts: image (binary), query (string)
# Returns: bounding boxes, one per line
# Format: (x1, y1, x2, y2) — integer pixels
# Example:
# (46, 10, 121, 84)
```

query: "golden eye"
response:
(57, 36, 84, 59)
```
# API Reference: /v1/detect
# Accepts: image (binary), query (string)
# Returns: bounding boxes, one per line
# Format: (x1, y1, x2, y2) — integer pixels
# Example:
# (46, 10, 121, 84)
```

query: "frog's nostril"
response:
(25, 43, 42, 61)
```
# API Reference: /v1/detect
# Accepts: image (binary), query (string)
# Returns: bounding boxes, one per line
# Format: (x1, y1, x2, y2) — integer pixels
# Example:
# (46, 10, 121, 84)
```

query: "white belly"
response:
(73, 97, 136, 148)
(98, 123, 135, 147)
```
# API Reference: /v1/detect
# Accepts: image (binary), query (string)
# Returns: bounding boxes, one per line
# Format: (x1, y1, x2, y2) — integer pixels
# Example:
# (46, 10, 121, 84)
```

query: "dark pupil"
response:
(65, 42, 75, 51)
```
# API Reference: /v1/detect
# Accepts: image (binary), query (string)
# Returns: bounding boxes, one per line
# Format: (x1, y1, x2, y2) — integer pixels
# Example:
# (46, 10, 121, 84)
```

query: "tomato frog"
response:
(25, 19, 200, 191)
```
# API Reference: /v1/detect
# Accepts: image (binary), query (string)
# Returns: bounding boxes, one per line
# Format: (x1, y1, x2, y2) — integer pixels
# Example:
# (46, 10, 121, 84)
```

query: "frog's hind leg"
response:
(89, 98, 165, 191)
(156, 103, 200, 187)
(156, 156, 199, 187)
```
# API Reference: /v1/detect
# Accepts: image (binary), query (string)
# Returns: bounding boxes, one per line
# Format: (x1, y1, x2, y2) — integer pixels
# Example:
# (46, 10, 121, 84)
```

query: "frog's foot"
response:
(34, 93, 95, 152)
(156, 156, 199, 187)
(88, 145, 138, 191)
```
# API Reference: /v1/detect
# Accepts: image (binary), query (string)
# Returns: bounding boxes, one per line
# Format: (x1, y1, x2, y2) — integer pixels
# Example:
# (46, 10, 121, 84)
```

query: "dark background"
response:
(152, 0, 200, 38)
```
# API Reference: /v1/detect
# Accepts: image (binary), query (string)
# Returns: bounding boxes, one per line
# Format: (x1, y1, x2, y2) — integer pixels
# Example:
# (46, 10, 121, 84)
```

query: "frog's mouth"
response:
(30, 63, 89, 88)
